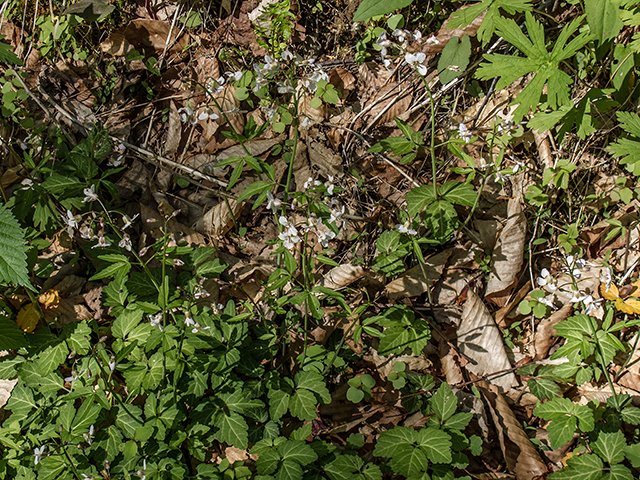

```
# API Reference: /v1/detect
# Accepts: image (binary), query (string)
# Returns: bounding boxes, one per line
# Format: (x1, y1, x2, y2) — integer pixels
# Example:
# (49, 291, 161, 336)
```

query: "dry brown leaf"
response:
(307, 140, 343, 176)
(440, 339, 464, 385)
(140, 203, 206, 246)
(48, 298, 93, 328)
(533, 131, 554, 170)
(164, 100, 182, 156)
(533, 303, 573, 360)
(494, 281, 531, 329)
(485, 197, 526, 307)
(0, 379, 18, 408)
(458, 290, 517, 392)
(318, 264, 365, 290)
(195, 198, 243, 237)
(385, 249, 452, 299)
(329, 68, 356, 100)
(477, 381, 547, 480)
(613, 335, 640, 393)
(223, 446, 257, 464)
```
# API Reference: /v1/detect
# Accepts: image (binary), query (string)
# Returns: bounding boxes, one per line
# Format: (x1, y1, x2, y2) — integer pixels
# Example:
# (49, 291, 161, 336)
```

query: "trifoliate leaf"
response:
(431, 383, 458, 423)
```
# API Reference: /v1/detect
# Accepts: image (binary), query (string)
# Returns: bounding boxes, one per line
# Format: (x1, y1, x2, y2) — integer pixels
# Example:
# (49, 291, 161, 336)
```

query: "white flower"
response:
(198, 107, 220, 121)
(84, 425, 95, 445)
(458, 123, 472, 143)
(325, 176, 335, 195)
(191, 322, 211, 334)
(278, 216, 301, 249)
(193, 285, 210, 299)
(122, 214, 139, 230)
(207, 76, 225, 96)
(538, 297, 554, 308)
(404, 52, 427, 75)
(277, 80, 295, 94)
(108, 357, 117, 371)
(64, 369, 85, 383)
(266, 191, 281, 214)
(34, 445, 45, 465)
(376, 32, 391, 47)
(413, 30, 422, 41)
(149, 313, 163, 332)
(281, 50, 293, 61)
(83, 185, 98, 203)
(184, 312, 196, 328)
(119, 234, 132, 251)
(426, 35, 440, 45)
(601, 267, 613, 290)
(396, 220, 417, 235)
(178, 106, 198, 125)
(80, 227, 98, 241)
(62, 210, 81, 236)
(303, 177, 314, 189)
(316, 223, 337, 248)
(392, 29, 408, 43)
(263, 106, 278, 120)
(329, 203, 345, 225)
(226, 70, 244, 82)
(92, 236, 111, 249)
(536, 268, 551, 286)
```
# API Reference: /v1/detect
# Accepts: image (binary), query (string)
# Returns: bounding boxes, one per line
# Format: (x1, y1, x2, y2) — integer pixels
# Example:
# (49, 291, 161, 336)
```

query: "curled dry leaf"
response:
(485, 197, 526, 307)
(195, 198, 243, 237)
(477, 381, 547, 480)
(458, 290, 517, 392)
(317, 264, 365, 290)
(533, 303, 573, 361)
(440, 339, 464, 385)
(385, 249, 452, 299)
(0, 379, 18, 409)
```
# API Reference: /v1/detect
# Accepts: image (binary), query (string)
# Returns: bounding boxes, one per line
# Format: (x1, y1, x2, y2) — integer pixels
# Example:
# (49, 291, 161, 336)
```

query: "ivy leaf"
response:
(214, 411, 249, 449)
(446, 0, 533, 46)
(547, 454, 603, 480)
(591, 431, 626, 465)
(0, 203, 33, 290)
(476, 12, 592, 123)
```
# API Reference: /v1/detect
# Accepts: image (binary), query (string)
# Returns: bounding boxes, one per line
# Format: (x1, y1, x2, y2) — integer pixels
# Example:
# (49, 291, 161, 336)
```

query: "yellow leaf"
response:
(622, 297, 640, 315)
(16, 303, 40, 333)
(38, 289, 60, 308)
(600, 283, 620, 301)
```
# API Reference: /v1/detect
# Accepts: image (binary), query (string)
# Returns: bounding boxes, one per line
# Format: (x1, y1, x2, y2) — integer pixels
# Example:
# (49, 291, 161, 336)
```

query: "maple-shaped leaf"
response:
(476, 12, 592, 123)
(447, 0, 533, 46)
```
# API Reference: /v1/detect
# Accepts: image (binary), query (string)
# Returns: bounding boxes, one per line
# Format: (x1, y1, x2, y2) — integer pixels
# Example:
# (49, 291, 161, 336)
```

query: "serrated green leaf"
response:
(94, 425, 124, 459)
(406, 185, 437, 217)
(112, 307, 144, 339)
(621, 407, 640, 425)
(0, 203, 33, 290)
(417, 427, 452, 464)
(0, 39, 24, 65)
(528, 378, 562, 400)
(36, 341, 68, 375)
(71, 399, 101, 435)
(373, 426, 415, 458)
(295, 370, 331, 403)
(4, 382, 36, 420)
(289, 388, 317, 421)
(444, 412, 473, 431)
(276, 459, 303, 480)
(64, 320, 92, 355)
(353, 0, 413, 22)
(605, 464, 634, 480)
(0, 316, 28, 349)
(214, 411, 248, 449)
(592, 431, 626, 465)
(535, 398, 594, 449)
(431, 383, 458, 423)
(278, 440, 317, 466)
(440, 181, 476, 207)
(325, 454, 383, 480)
(548, 453, 603, 480)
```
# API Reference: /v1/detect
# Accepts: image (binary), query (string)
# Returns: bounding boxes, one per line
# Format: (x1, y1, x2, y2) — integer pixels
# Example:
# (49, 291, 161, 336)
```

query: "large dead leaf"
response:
(385, 249, 452, 299)
(458, 290, 517, 392)
(101, 19, 187, 58)
(318, 264, 365, 290)
(195, 198, 243, 237)
(0, 379, 18, 408)
(614, 335, 640, 393)
(477, 381, 547, 480)
(485, 197, 526, 307)
(533, 303, 573, 360)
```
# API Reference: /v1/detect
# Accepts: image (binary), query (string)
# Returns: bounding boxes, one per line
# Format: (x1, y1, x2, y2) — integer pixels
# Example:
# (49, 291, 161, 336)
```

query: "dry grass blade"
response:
(533, 303, 573, 361)
(485, 197, 526, 307)
(477, 381, 547, 480)
(458, 290, 516, 392)
(385, 249, 451, 299)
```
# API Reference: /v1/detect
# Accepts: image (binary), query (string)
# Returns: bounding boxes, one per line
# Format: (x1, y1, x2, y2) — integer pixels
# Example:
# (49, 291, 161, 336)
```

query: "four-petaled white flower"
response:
(278, 216, 302, 250)
(396, 220, 417, 235)
(404, 52, 427, 76)
(64, 369, 86, 383)
(316, 223, 337, 248)
(62, 210, 82, 236)
(458, 123, 472, 143)
(149, 313, 163, 332)
(226, 70, 244, 82)
(198, 107, 220, 122)
(119, 234, 132, 252)
(82, 185, 98, 203)
(83, 425, 95, 445)
(34, 445, 45, 465)
(207, 76, 226, 96)
(92, 236, 111, 249)
(266, 191, 282, 214)
(178, 106, 198, 125)
(122, 214, 139, 230)
(193, 285, 210, 299)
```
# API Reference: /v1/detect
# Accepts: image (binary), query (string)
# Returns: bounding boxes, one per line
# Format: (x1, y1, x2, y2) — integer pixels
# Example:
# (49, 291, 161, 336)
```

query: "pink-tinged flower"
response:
(122, 214, 139, 230)
(119, 234, 132, 252)
(82, 185, 98, 203)
(92, 236, 111, 249)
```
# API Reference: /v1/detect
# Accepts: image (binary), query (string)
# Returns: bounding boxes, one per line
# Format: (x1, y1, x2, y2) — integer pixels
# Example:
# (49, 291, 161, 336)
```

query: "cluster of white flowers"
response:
(184, 312, 211, 334)
(149, 313, 163, 332)
(279, 216, 302, 250)
(375, 28, 429, 71)
(396, 219, 417, 235)
(458, 123, 473, 143)
(109, 141, 126, 167)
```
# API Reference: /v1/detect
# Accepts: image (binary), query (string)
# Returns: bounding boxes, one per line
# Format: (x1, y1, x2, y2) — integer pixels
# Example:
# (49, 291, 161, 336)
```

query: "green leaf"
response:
(94, 425, 124, 459)
(548, 453, 603, 480)
(621, 407, 640, 425)
(438, 35, 472, 84)
(214, 411, 248, 449)
(431, 383, 457, 423)
(475, 12, 591, 123)
(112, 307, 144, 339)
(295, 371, 331, 403)
(289, 388, 317, 421)
(353, 0, 413, 22)
(625, 442, 640, 467)
(444, 412, 473, 431)
(440, 181, 476, 207)
(0, 38, 23, 65)
(584, 0, 624, 45)
(373, 426, 415, 459)
(276, 459, 303, 480)
(71, 399, 101, 435)
(592, 431, 626, 465)
(0, 316, 28, 349)
(278, 440, 317, 466)
(605, 464, 634, 480)
(528, 378, 562, 400)
(237, 181, 273, 204)
(0, 203, 33, 290)
(4, 382, 36, 420)
(417, 428, 453, 464)
(325, 454, 383, 480)
(609, 112, 640, 176)
(36, 341, 69, 375)
(406, 184, 437, 217)
(534, 398, 594, 449)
